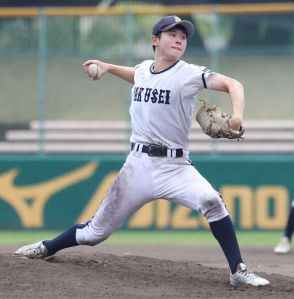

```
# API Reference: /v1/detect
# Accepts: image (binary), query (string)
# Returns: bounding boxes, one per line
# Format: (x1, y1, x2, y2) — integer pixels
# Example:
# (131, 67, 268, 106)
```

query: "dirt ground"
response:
(1, 243, 294, 299)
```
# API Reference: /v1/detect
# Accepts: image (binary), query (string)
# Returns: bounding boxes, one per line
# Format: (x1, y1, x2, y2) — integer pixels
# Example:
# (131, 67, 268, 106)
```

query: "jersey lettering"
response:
(134, 87, 140, 101)
(165, 90, 171, 105)
(151, 89, 158, 103)
(134, 87, 171, 105)
(137, 87, 144, 102)
(158, 89, 165, 104)
(144, 88, 152, 102)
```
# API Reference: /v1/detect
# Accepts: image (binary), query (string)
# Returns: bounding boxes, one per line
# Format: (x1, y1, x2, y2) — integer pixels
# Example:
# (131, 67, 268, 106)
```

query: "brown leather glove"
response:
(196, 101, 245, 139)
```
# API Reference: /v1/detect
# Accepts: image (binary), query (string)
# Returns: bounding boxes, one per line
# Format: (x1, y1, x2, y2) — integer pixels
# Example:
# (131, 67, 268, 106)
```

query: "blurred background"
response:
(0, 0, 294, 231)
(0, 0, 294, 154)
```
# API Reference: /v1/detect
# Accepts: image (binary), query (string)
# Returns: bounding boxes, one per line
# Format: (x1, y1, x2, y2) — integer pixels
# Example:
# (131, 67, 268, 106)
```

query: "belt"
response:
(131, 143, 183, 158)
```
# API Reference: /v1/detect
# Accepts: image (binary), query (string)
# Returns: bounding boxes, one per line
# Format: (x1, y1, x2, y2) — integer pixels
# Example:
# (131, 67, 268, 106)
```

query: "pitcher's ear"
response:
(151, 35, 158, 46)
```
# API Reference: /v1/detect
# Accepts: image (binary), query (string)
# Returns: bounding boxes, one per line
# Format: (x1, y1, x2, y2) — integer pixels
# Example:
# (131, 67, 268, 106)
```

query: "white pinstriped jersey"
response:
(129, 59, 214, 150)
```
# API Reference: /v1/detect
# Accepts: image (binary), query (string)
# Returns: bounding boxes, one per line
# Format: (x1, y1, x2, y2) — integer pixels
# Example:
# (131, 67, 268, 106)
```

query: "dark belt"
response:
(131, 143, 183, 158)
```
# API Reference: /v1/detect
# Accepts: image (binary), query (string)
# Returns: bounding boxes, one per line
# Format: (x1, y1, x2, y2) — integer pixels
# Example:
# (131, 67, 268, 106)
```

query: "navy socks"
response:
(285, 206, 294, 241)
(42, 216, 243, 274)
(209, 215, 243, 274)
(43, 223, 86, 256)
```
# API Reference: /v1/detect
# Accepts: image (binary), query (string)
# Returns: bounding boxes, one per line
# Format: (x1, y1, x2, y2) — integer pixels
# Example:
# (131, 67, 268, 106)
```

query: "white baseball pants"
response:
(76, 150, 228, 245)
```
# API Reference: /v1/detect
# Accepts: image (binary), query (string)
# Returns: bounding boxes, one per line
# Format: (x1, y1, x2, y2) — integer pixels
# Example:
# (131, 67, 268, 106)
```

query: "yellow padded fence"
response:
(0, 3, 294, 17)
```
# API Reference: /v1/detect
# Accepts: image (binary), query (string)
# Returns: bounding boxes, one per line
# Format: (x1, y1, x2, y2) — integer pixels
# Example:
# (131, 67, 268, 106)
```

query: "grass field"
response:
(0, 56, 294, 122)
(0, 230, 283, 246)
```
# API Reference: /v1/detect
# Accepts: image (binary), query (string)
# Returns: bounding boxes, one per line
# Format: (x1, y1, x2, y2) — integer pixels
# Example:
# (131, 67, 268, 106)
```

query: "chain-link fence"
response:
(0, 4, 293, 153)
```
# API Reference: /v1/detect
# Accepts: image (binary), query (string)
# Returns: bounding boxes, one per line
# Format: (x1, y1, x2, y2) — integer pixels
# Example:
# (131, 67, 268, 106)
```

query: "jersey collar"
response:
(150, 60, 180, 74)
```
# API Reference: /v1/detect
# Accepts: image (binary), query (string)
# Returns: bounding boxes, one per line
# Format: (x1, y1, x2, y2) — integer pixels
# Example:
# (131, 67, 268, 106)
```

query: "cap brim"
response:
(161, 20, 195, 38)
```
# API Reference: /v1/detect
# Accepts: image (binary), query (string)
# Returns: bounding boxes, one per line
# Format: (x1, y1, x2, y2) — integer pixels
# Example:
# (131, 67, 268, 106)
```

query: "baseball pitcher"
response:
(15, 15, 269, 287)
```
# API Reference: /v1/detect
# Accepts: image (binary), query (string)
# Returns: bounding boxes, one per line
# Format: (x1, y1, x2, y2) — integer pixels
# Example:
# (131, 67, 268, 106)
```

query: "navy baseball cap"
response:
(152, 15, 195, 38)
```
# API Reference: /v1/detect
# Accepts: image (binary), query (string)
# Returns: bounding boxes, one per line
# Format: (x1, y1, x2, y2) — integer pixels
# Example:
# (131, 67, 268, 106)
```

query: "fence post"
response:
(124, 11, 134, 139)
(38, 8, 46, 155)
(210, 7, 220, 155)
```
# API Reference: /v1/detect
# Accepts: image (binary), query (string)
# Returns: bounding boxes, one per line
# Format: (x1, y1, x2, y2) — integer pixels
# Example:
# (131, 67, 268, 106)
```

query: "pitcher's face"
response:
(153, 28, 187, 61)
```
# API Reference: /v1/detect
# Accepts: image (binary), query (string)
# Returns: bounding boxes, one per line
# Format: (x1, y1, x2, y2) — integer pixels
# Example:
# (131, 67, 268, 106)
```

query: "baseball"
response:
(87, 64, 100, 78)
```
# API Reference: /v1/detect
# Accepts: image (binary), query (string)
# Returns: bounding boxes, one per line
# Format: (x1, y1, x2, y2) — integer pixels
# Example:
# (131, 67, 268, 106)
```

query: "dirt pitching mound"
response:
(1, 252, 294, 299)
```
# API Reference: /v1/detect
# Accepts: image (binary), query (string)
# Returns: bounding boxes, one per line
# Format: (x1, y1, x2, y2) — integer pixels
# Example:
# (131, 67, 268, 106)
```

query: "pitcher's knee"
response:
(76, 225, 112, 246)
(201, 193, 228, 222)
(80, 234, 110, 246)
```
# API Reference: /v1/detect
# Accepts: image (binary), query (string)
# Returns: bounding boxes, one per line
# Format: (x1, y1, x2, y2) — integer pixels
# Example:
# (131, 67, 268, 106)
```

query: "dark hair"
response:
(171, 24, 188, 36)
(152, 32, 162, 52)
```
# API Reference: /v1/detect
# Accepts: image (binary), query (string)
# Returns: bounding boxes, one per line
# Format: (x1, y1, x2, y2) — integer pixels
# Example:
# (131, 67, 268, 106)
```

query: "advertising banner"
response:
(0, 155, 292, 230)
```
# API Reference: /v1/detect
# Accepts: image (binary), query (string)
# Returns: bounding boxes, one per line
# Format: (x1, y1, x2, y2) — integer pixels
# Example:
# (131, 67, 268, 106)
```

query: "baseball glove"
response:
(196, 101, 245, 139)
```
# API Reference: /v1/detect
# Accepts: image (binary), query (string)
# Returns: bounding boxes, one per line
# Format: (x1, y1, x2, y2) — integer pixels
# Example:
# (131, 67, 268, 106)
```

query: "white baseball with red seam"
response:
(87, 64, 100, 78)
